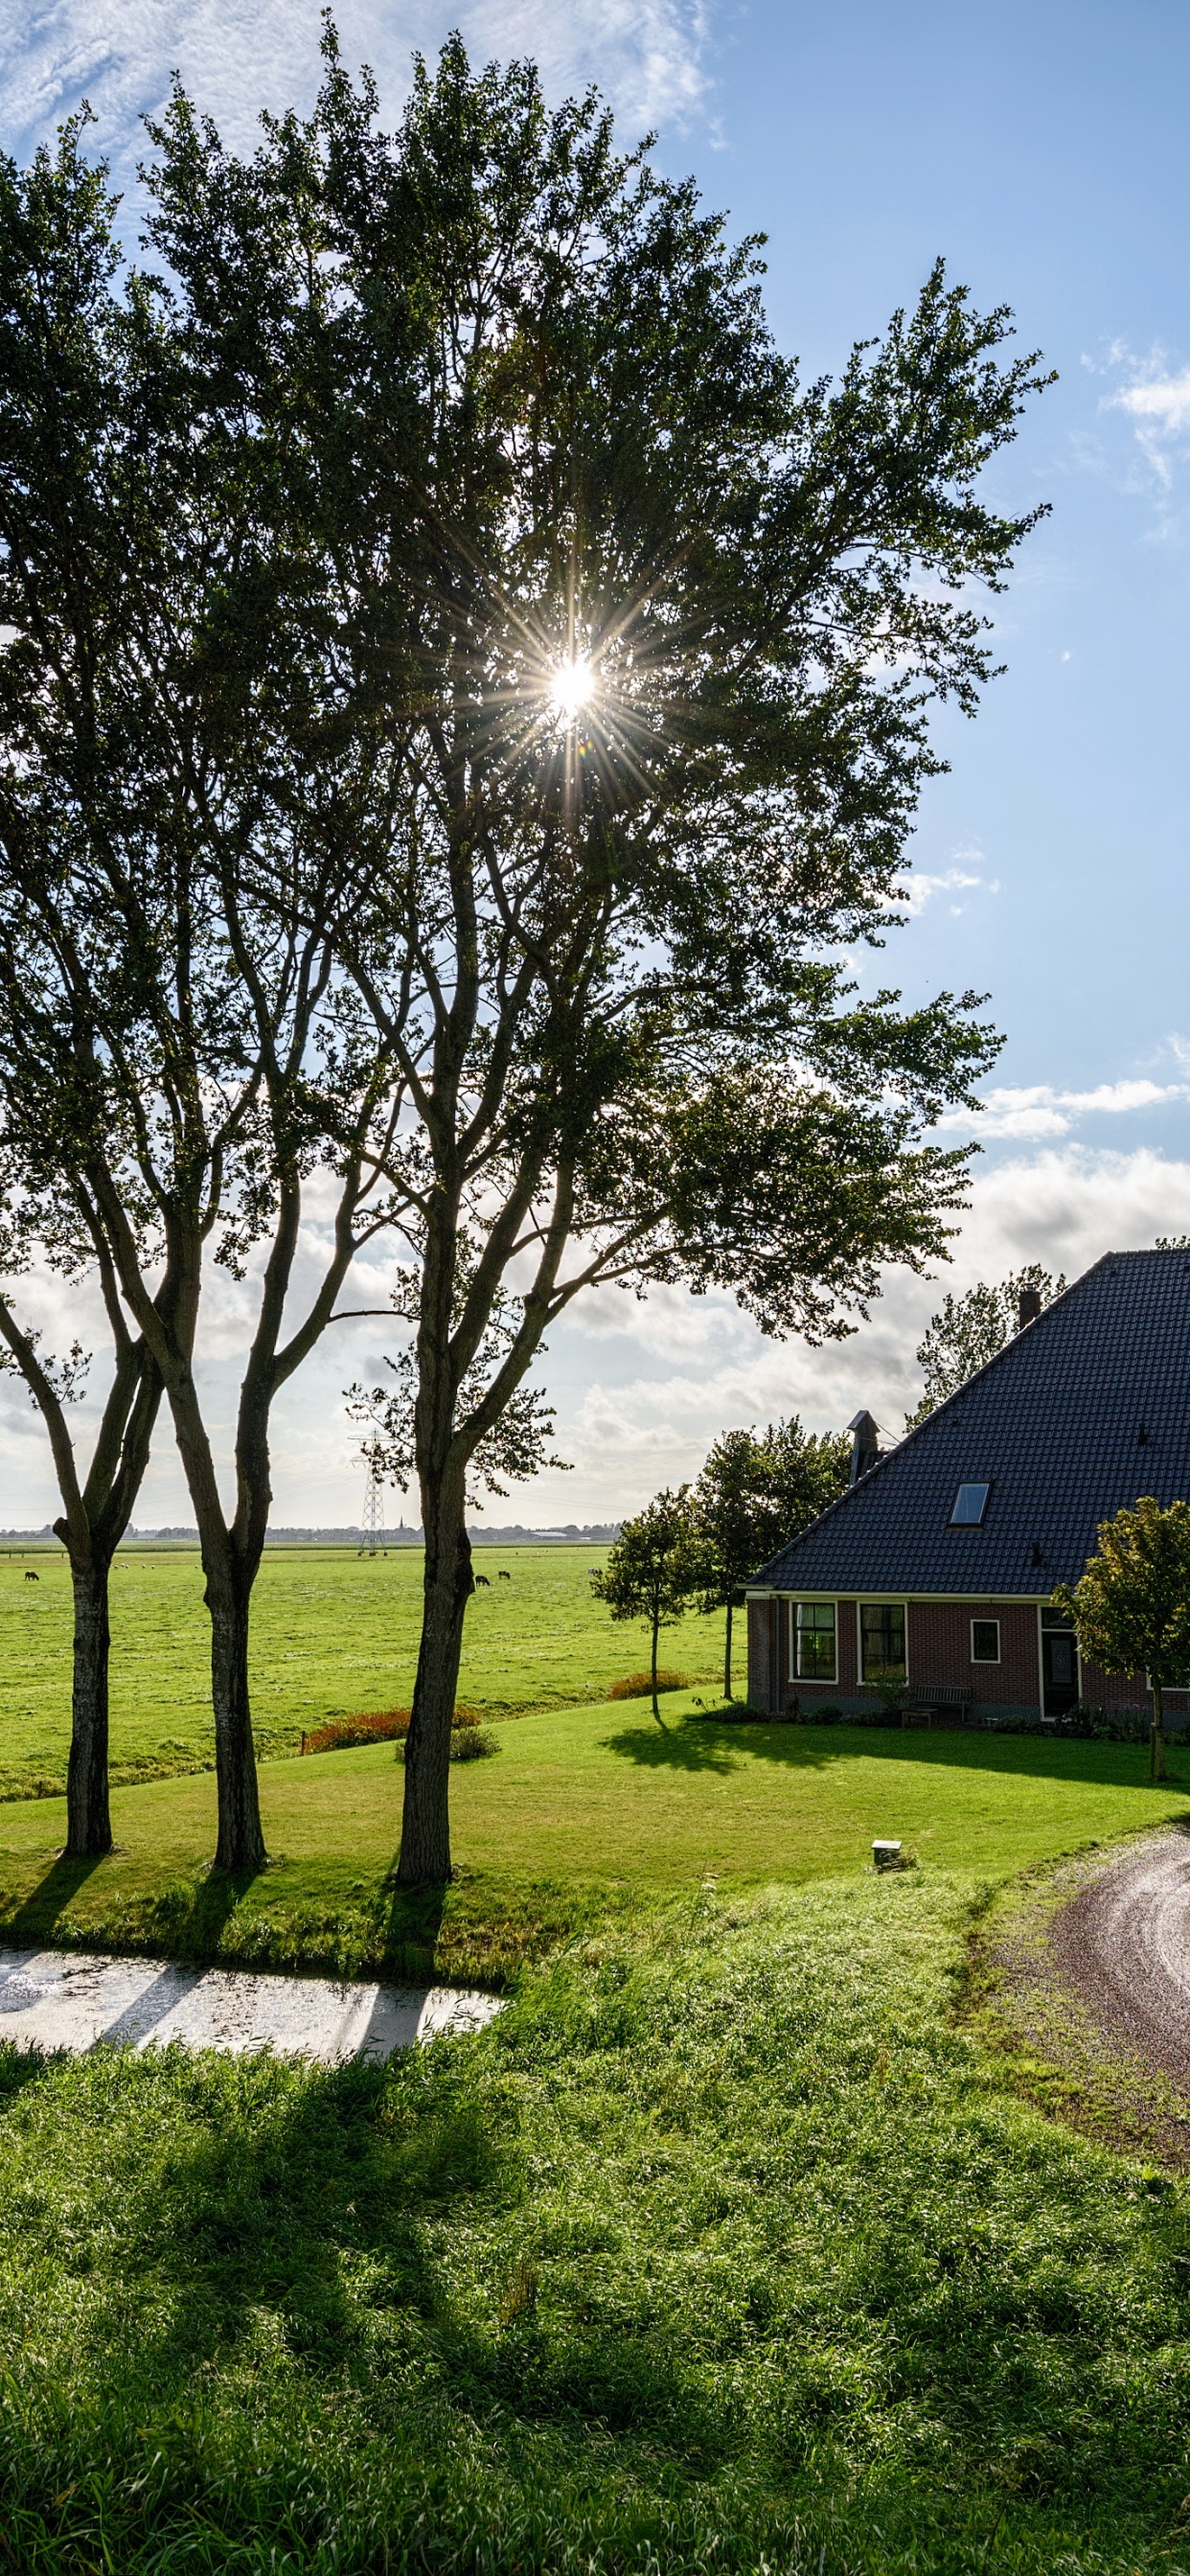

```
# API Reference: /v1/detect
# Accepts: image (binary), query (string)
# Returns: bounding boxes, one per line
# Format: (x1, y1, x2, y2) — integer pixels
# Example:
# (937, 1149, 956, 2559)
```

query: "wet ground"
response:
(0, 1945, 502, 2060)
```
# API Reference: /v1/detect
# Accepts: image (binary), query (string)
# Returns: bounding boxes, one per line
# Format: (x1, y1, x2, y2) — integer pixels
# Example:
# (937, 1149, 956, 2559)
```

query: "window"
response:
(861, 1601, 905, 1680)
(794, 1600, 836, 1682)
(951, 1483, 991, 1526)
(971, 1618, 1000, 1664)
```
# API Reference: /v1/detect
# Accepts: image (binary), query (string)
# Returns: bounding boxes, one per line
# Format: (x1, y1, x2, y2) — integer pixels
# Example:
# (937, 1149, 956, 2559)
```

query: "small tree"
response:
(592, 1488, 702, 1724)
(905, 1264, 1065, 1427)
(692, 1417, 850, 1699)
(1054, 1496, 1190, 1782)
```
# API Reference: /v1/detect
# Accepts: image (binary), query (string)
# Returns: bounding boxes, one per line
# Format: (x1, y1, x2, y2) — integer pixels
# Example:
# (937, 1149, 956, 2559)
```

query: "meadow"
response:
(8, 1553, 1190, 2568)
(0, 1543, 726, 1800)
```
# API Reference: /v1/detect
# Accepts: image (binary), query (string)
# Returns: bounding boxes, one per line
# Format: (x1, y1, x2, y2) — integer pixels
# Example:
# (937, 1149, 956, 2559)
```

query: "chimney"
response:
(847, 1410, 881, 1484)
(1017, 1286, 1042, 1331)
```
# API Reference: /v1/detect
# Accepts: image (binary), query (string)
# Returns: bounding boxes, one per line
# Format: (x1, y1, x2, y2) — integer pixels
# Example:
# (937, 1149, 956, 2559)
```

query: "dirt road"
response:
(1051, 1827, 1190, 2094)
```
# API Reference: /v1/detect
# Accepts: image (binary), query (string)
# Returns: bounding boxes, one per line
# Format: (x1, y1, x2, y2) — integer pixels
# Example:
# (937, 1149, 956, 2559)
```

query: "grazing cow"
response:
(497, 1569, 511, 1579)
(24, 1570, 38, 1582)
(587, 1566, 599, 1576)
(474, 1573, 491, 1587)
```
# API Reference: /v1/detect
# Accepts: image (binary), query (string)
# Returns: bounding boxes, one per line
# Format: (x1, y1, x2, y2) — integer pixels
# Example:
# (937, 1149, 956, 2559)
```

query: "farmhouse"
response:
(746, 1248, 1190, 1726)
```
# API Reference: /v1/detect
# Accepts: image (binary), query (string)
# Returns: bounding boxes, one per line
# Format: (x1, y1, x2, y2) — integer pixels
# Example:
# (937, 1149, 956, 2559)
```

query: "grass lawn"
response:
(9, 1639, 1190, 2564)
(2, 1699, 1189, 1983)
(0, 1543, 726, 1799)
(7, 1872, 1190, 2572)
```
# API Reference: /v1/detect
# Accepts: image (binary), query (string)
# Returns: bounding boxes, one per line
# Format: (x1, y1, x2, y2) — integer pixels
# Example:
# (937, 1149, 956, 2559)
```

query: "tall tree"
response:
(905, 1264, 1066, 1428)
(692, 1418, 850, 1699)
(140, 34, 1050, 1883)
(0, 117, 412, 1870)
(1054, 1497, 1190, 1782)
(592, 1488, 702, 1723)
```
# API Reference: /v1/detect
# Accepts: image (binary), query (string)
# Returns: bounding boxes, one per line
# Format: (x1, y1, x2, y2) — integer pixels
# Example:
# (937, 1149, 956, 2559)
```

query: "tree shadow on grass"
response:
(1, 1849, 109, 1949)
(601, 1723, 743, 1776)
(625, 1712, 1190, 1799)
(136, 1866, 269, 1964)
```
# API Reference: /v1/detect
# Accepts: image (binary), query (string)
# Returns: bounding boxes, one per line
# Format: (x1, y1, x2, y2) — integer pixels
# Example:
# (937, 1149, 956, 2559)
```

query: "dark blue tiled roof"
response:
(755, 1250, 1190, 1597)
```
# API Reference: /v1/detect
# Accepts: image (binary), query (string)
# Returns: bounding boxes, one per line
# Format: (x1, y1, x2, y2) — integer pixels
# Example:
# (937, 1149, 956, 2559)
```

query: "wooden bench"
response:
(904, 1682, 973, 1727)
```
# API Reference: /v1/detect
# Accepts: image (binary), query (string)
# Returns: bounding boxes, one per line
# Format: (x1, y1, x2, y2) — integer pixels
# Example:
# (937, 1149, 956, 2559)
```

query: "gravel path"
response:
(1050, 1827, 1190, 2094)
(0, 1945, 502, 2062)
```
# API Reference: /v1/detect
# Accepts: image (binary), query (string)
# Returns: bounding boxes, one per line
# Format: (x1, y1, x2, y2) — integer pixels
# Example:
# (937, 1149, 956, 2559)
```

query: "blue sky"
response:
(1, 0, 1188, 1525)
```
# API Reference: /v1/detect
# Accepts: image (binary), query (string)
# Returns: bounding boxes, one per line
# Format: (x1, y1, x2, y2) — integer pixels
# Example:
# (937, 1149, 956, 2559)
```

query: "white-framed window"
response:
(792, 1599, 837, 1683)
(971, 1617, 1000, 1664)
(859, 1600, 906, 1681)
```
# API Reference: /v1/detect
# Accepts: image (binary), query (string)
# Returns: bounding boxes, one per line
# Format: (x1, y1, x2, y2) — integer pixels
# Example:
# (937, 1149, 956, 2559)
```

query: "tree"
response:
(67, 34, 1048, 1884)
(905, 1264, 1066, 1428)
(0, 1224, 168, 1858)
(0, 116, 413, 1870)
(592, 1488, 702, 1722)
(1054, 1497, 1190, 1782)
(691, 1417, 850, 1699)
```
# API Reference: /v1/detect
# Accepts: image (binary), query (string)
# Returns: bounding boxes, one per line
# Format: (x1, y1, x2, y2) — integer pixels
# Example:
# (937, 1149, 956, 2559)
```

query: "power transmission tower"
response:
(358, 1459, 388, 1556)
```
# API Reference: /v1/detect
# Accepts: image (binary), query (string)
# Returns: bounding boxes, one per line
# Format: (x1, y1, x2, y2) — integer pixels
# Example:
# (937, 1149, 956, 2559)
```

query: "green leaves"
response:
(1057, 1495, 1190, 1694)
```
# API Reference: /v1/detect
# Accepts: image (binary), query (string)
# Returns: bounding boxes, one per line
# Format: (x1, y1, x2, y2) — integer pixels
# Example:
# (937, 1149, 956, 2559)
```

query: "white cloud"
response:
(8, 1142, 1190, 1528)
(937, 1074, 1190, 1142)
(895, 865, 985, 918)
(0, 0, 710, 207)
(1106, 356, 1190, 494)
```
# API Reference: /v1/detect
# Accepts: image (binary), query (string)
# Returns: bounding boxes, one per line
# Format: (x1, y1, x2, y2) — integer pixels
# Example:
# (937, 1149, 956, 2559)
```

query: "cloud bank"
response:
(0, 0, 711, 200)
(6, 1142, 1190, 1530)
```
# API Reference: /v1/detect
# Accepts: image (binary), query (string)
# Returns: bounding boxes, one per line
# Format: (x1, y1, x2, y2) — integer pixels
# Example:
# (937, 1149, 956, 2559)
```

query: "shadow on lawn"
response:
(603, 1712, 1190, 1796)
(1, 1848, 109, 1948)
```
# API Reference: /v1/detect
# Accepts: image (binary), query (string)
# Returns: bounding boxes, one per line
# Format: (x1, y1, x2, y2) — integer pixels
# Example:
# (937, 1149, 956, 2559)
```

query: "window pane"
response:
(796, 1600, 836, 1681)
(972, 1620, 999, 1663)
(951, 1483, 990, 1526)
(861, 1602, 905, 1679)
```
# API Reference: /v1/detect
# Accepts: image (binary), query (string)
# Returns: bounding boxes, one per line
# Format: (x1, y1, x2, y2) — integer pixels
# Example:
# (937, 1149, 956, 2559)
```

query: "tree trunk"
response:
(1152, 1676, 1167, 1782)
(651, 1595, 662, 1726)
(64, 1551, 114, 1857)
(723, 1597, 734, 1704)
(397, 1472, 472, 1886)
(206, 1569, 266, 1871)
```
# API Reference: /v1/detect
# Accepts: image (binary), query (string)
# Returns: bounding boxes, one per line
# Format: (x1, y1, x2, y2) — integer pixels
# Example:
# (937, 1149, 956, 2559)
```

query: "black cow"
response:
(498, 1569, 511, 1579)
(474, 1573, 491, 1587)
(24, 1569, 38, 1582)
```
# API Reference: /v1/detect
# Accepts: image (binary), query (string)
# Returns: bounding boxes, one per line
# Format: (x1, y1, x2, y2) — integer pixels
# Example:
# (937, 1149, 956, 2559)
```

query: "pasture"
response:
(0, 1543, 726, 1800)
(2, 1698, 1189, 1984)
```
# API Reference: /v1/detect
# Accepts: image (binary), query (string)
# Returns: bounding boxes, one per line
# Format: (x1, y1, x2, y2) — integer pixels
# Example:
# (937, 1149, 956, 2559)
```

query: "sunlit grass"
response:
(3, 1875, 1190, 2571)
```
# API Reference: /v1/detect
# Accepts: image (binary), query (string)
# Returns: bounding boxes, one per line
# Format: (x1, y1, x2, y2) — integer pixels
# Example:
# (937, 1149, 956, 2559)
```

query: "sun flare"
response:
(547, 656, 594, 724)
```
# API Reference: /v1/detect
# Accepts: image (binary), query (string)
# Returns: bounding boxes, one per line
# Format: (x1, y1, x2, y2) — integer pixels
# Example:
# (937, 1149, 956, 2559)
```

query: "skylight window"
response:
(950, 1482, 991, 1526)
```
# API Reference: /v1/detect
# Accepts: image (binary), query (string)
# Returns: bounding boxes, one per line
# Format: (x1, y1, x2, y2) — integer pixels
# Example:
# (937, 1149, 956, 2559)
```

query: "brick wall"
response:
(908, 1599, 1039, 1708)
(750, 1594, 1189, 1720)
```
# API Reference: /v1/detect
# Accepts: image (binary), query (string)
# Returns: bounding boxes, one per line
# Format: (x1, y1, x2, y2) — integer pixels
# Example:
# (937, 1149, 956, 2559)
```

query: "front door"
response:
(1041, 1613, 1079, 1715)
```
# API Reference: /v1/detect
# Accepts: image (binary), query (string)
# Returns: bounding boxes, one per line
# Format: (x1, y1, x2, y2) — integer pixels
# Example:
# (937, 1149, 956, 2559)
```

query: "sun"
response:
(547, 656, 594, 724)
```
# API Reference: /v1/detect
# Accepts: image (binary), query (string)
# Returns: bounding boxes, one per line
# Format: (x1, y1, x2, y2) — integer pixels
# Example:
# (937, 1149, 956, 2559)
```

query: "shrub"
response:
(301, 1704, 488, 1755)
(607, 1669, 689, 1700)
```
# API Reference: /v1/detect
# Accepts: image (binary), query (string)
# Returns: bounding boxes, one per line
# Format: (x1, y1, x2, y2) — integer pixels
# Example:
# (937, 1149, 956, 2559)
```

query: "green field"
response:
(10, 1555, 1190, 2567)
(0, 1544, 726, 1799)
(2, 1701, 1189, 1984)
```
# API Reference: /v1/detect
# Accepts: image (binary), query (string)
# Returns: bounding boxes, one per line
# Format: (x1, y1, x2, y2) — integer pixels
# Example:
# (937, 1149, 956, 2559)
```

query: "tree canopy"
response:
(905, 1264, 1066, 1428)
(691, 1418, 850, 1698)
(591, 1489, 703, 1723)
(0, 31, 1052, 1880)
(1054, 1496, 1190, 1782)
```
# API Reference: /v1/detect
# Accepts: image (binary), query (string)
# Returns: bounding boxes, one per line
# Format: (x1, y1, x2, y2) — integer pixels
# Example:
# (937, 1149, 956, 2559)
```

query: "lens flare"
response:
(548, 656, 594, 724)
